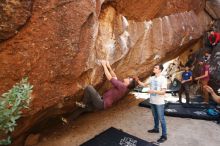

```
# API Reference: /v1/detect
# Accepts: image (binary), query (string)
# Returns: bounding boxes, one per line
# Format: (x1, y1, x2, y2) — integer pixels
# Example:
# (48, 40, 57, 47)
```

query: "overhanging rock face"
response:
(0, 0, 213, 144)
(206, 0, 220, 19)
(96, 6, 211, 78)
(114, 0, 205, 21)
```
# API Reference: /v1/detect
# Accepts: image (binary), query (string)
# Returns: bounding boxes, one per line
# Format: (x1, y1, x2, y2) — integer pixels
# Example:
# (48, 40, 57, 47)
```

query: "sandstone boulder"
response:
(0, 0, 213, 145)
(205, 0, 220, 19)
(0, 0, 33, 41)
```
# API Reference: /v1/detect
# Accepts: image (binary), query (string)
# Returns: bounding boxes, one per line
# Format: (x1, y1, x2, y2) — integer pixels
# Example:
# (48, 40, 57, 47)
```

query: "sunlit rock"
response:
(0, 0, 215, 145)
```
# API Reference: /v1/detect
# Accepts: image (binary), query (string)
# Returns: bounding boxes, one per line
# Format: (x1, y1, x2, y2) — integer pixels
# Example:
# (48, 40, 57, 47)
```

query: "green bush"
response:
(0, 78, 33, 145)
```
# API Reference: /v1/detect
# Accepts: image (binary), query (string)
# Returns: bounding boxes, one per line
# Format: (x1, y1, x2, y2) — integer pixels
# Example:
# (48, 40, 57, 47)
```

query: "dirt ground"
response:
(35, 93, 220, 146)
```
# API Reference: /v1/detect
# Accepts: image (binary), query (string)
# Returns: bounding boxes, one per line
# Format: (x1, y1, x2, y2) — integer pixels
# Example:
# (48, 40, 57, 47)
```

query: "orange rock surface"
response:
(0, 0, 214, 144)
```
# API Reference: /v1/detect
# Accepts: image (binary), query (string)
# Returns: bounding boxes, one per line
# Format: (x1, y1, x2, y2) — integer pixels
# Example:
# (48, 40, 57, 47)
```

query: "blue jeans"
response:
(150, 104, 167, 136)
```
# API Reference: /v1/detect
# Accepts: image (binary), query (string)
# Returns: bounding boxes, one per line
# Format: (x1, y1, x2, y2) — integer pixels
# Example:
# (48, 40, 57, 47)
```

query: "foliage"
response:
(0, 137, 11, 145)
(0, 78, 33, 145)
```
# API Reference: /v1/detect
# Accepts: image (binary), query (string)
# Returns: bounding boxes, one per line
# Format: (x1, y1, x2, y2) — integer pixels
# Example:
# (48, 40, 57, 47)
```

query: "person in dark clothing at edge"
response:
(135, 64, 168, 143)
(178, 65, 192, 104)
(75, 60, 137, 112)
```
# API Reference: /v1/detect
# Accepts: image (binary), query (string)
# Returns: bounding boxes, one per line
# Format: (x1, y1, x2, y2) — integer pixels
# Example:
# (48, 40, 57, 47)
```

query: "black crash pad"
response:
(165, 103, 219, 121)
(139, 99, 220, 121)
(139, 98, 169, 108)
(81, 127, 157, 146)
